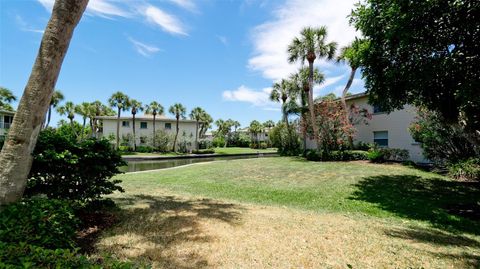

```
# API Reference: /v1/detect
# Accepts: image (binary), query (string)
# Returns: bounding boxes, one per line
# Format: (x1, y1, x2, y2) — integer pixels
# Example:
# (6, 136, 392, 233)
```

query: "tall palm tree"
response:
(270, 79, 292, 127)
(0, 87, 17, 111)
(75, 102, 91, 140)
(199, 112, 213, 138)
(249, 120, 263, 144)
(45, 90, 64, 128)
(130, 99, 143, 151)
(168, 103, 186, 152)
(145, 101, 164, 149)
(232, 120, 240, 133)
(337, 38, 368, 123)
(88, 101, 115, 138)
(57, 101, 77, 137)
(108, 92, 131, 149)
(0, 0, 88, 205)
(288, 26, 337, 150)
(189, 107, 205, 150)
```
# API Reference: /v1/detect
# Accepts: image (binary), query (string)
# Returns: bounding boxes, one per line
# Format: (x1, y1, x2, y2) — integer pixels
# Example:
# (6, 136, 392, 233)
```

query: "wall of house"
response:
(0, 112, 14, 137)
(305, 96, 426, 163)
(101, 118, 198, 150)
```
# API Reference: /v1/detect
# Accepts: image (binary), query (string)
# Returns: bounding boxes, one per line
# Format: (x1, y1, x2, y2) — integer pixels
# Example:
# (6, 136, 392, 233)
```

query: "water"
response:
(120, 154, 279, 173)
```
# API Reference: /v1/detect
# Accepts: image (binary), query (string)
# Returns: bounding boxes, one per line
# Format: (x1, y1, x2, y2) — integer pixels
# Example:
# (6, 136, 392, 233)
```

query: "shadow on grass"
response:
(99, 194, 243, 269)
(351, 175, 480, 235)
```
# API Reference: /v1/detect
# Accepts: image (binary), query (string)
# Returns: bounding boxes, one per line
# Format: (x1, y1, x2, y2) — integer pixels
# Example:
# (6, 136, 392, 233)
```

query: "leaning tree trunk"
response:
(45, 106, 52, 128)
(116, 108, 121, 149)
(308, 60, 321, 151)
(0, 0, 88, 206)
(173, 117, 179, 152)
(341, 67, 357, 148)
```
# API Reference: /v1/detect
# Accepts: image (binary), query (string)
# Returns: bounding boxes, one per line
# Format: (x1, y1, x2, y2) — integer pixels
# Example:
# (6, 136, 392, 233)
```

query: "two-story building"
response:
(307, 92, 426, 162)
(0, 110, 15, 139)
(96, 114, 198, 149)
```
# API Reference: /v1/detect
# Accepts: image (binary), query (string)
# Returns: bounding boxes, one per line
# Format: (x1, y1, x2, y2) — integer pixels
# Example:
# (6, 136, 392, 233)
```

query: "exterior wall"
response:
(305, 96, 426, 163)
(100, 117, 198, 150)
(0, 111, 15, 138)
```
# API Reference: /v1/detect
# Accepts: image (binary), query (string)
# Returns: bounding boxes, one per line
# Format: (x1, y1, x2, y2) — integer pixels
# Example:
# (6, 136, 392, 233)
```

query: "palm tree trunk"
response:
(116, 108, 121, 149)
(152, 114, 156, 149)
(80, 117, 86, 140)
(132, 113, 136, 151)
(342, 67, 357, 148)
(173, 118, 179, 152)
(0, 0, 88, 206)
(69, 118, 77, 138)
(308, 60, 321, 151)
(195, 120, 199, 150)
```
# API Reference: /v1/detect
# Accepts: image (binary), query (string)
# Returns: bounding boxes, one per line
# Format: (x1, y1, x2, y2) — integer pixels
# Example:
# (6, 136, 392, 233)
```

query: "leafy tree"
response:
(57, 101, 77, 137)
(190, 107, 206, 150)
(214, 119, 233, 147)
(74, 102, 91, 140)
(45, 90, 64, 128)
(350, 0, 480, 145)
(248, 120, 263, 144)
(270, 79, 293, 127)
(0, 87, 17, 111)
(168, 103, 186, 152)
(199, 112, 213, 138)
(145, 101, 164, 149)
(263, 120, 275, 128)
(129, 99, 143, 151)
(108, 91, 131, 149)
(88, 100, 114, 138)
(288, 26, 337, 150)
(269, 122, 301, 156)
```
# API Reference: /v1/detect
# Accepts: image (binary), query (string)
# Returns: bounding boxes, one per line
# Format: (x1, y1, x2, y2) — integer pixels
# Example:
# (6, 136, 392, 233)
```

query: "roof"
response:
(95, 115, 197, 123)
(344, 92, 368, 101)
(0, 109, 15, 115)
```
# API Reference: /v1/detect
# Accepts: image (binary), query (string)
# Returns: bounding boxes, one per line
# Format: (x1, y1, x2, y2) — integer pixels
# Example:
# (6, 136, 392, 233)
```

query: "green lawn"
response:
(213, 147, 277, 154)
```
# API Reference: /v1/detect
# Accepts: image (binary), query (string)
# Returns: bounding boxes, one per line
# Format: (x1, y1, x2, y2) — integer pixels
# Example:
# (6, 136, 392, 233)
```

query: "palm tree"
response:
(199, 112, 213, 138)
(108, 91, 131, 149)
(249, 120, 263, 144)
(0, 87, 17, 111)
(57, 101, 77, 137)
(189, 107, 205, 150)
(75, 102, 91, 140)
(270, 79, 292, 127)
(288, 26, 337, 150)
(232, 120, 240, 133)
(45, 90, 64, 128)
(145, 101, 164, 149)
(337, 38, 368, 123)
(88, 101, 115, 138)
(0, 0, 88, 205)
(263, 120, 275, 129)
(168, 103, 186, 152)
(130, 99, 143, 151)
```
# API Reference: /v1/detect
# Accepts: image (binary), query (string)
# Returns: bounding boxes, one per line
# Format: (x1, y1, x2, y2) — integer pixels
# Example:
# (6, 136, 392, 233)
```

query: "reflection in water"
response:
(121, 155, 278, 172)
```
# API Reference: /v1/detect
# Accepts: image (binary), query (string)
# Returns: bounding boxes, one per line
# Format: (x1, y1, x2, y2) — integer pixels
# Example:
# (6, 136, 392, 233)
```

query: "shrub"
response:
(136, 145, 154, 153)
(235, 133, 251, 147)
(249, 142, 258, 149)
(177, 131, 193, 153)
(367, 150, 385, 163)
(353, 141, 374, 151)
(306, 150, 321, 161)
(152, 130, 173, 152)
(120, 133, 133, 147)
(306, 150, 368, 161)
(192, 149, 215, 154)
(213, 136, 225, 148)
(26, 129, 125, 203)
(448, 158, 480, 181)
(259, 142, 268, 149)
(198, 139, 213, 149)
(381, 148, 409, 162)
(269, 122, 301, 156)
(0, 198, 79, 249)
(118, 145, 132, 152)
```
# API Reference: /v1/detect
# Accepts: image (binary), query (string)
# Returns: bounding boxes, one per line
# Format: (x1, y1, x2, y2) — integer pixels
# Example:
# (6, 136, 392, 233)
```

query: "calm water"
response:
(120, 154, 278, 172)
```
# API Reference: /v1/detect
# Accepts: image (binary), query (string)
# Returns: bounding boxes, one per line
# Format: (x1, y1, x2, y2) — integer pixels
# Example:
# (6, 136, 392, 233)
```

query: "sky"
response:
(0, 0, 365, 128)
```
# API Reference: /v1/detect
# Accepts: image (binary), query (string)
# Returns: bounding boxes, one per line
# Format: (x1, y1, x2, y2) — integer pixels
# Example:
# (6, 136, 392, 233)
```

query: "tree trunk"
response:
(0, 0, 88, 206)
(152, 113, 156, 149)
(69, 118, 77, 138)
(80, 117, 86, 140)
(116, 107, 121, 149)
(195, 120, 199, 150)
(173, 118, 179, 152)
(44, 106, 53, 128)
(308, 60, 321, 151)
(132, 112, 136, 151)
(342, 67, 357, 148)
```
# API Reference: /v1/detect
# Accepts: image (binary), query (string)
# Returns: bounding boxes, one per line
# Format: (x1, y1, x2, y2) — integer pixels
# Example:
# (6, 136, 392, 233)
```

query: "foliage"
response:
(448, 158, 480, 181)
(269, 122, 301, 156)
(0, 86, 17, 111)
(353, 141, 374, 151)
(248, 120, 263, 143)
(120, 133, 133, 147)
(350, 0, 480, 137)
(192, 149, 215, 154)
(409, 109, 479, 164)
(367, 148, 409, 163)
(56, 120, 90, 140)
(306, 150, 368, 162)
(198, 139, 213, 149)
(0, 198, 79, 249)
(177, 131, 193, 153)
(235, 133, 251, 147)
(26, 129, 125, 203)
(136, 145, 154, 153)
(212, 136, 225, 148)
(151, 130, 173, 152)
(367, 150, 385, 163)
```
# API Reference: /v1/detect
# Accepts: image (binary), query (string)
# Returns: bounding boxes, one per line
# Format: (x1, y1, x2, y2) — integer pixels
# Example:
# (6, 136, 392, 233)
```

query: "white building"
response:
(96, 114, 198, 149)
(0, 110, 14, 139)
(307, 92, 426, 162)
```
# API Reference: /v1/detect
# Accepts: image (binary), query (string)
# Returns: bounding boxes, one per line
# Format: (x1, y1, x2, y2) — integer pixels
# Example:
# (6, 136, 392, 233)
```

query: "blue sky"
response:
(0, 0, 365, 128)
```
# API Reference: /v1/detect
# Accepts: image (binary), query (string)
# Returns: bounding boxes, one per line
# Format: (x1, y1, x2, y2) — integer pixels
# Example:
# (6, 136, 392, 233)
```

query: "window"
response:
(373, 105, 384, 114)
(140, 122, 148, 129)
(165, 123, 172, 130)
(122, 121, 130, 127)
(3, 116, 13, 129)
(373, 131, 388, 147)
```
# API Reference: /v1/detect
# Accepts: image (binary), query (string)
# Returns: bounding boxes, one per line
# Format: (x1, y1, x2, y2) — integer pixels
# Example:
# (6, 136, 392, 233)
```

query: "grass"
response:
(121, 147, 277, 157)
(97, 157, 480, 268)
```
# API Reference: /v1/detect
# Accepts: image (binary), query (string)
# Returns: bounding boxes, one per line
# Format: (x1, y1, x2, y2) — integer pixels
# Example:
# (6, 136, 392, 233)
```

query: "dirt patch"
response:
(77, 211, 118, 253)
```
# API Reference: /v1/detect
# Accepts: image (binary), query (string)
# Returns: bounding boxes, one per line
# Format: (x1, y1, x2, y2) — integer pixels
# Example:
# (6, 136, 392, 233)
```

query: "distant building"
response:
(307, 92, 426, 162)
(96, 114, 198, 150)
(0, 110, 14, 139)
(237, 127, 272, 143)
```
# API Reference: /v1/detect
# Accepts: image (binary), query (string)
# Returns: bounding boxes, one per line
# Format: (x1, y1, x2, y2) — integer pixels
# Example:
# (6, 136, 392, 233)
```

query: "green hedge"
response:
(306, 150, 369, 162)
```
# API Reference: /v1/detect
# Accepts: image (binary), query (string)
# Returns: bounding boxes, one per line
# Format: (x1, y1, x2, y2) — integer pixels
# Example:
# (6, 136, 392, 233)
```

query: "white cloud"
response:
(142, 4, 188, 36)
(331, 77, 365, 96)
(37, 0, 130, 18)
(313, 74, 345, 97)
(248, 0, 359, 81)
(168, 0, 197, 12)
(217, 35, 228, 46)
(128, 37, 161, 57)
(15, 15, 44, 34)
(222, 85, 278, 109)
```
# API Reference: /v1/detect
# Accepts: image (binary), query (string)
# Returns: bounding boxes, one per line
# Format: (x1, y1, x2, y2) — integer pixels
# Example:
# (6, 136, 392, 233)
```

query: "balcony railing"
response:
(0, 122, 11, 129)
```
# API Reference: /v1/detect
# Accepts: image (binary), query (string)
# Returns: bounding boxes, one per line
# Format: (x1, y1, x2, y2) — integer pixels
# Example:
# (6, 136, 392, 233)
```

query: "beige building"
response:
(0, 110, 15, 139)
(307, 92, 426, 162)
(97, 114, 198, 149)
